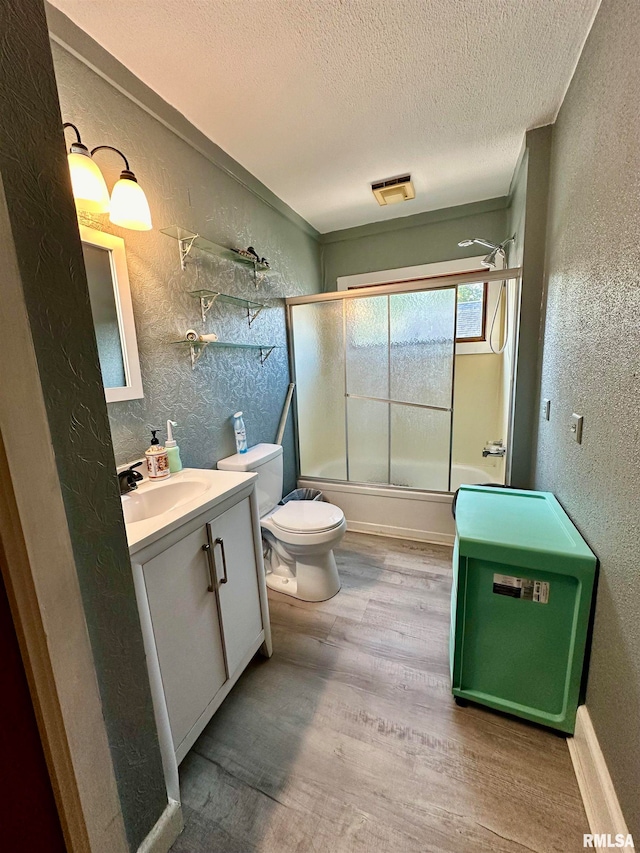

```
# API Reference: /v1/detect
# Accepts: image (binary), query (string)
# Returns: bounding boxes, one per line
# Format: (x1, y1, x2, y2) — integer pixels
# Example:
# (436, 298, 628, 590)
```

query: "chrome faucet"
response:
(482, 440, 506, 458)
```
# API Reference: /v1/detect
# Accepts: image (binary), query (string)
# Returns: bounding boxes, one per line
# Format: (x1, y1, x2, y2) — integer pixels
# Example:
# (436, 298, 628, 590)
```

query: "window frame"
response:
(455, 281, 489, 344)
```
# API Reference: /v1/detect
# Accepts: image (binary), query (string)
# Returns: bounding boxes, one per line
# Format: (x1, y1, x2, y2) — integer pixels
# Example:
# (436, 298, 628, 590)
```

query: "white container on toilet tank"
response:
(217, 444, 346, 602)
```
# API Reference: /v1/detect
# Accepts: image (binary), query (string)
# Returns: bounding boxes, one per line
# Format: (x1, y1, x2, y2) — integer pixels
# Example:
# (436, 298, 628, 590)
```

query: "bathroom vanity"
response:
(123, 468, 271, 800)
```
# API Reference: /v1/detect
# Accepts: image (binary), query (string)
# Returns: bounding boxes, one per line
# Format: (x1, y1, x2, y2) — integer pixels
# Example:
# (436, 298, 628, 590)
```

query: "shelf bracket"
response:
(178, 234, 199, 270)
(259, 346, 275, 366)
(253, 261, 268, 288)
(247, 305, 264, 327)
(199, 294, 220, 323)
(189, 343, 207, 370)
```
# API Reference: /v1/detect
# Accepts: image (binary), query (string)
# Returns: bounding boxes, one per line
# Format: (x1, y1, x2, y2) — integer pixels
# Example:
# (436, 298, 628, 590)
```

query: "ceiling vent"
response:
(371, 174, 415, 206)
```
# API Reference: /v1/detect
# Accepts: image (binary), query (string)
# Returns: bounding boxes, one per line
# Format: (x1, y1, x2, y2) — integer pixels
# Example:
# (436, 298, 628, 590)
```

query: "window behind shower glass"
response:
(455, 281, 487, 342)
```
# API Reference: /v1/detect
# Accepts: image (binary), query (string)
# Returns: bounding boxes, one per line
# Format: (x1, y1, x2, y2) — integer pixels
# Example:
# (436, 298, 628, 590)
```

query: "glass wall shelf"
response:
(171, 339, 277, 369)
(161, 225, 270, 284)
(188, 289, 264, 325)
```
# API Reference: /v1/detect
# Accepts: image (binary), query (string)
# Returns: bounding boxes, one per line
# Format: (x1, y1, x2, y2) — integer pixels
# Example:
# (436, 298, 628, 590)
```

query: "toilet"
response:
(217, 444, 345, 601)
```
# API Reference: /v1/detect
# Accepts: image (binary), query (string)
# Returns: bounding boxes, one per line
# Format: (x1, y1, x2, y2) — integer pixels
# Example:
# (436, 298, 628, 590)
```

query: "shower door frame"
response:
(286, 266, 523, 495)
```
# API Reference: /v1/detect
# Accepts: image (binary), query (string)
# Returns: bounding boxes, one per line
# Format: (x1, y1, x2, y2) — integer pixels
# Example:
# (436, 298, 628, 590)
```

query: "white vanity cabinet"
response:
(128, 473, 271, 789)
(142, 523, 227, 755)
(205, 498, 264, 674)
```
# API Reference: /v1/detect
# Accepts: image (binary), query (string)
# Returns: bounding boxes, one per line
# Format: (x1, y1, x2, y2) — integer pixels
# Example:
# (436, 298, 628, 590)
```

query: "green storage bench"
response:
(451, 485, 597, 734)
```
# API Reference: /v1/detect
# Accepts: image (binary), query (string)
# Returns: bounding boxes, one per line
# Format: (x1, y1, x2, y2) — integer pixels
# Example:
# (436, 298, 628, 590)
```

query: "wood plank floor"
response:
(173, 532, 588, 853)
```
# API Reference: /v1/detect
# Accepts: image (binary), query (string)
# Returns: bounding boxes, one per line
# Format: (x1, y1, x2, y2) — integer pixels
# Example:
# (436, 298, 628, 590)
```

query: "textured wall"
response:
(320, 198, 508, 290)
(533, 0, 640, 835)
(51, 43, 321, 495)
(0, 2, 167, 849)
(509, 127, 552, 488)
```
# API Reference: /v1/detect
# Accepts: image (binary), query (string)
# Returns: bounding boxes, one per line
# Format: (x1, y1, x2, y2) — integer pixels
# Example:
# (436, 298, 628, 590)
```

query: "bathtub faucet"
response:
(482, 440, 506, 458)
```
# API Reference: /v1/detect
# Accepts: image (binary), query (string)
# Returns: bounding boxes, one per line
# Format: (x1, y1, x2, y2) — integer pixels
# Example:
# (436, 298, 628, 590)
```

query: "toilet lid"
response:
(271, 501, 344, 533)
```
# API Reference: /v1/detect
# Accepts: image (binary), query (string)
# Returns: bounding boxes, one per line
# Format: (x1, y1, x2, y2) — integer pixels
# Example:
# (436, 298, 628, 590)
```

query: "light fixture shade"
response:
(109, 176, 152, 231)
(67, 151, 110, 213)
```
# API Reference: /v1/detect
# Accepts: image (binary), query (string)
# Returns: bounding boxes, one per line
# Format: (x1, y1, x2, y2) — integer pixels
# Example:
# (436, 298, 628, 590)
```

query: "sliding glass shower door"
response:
(291, 285, 456, 492)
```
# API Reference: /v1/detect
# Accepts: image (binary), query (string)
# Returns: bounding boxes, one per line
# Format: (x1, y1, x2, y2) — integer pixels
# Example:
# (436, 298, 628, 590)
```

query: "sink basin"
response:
(121, 467, 258, 555)
(121, 476, 209, 524)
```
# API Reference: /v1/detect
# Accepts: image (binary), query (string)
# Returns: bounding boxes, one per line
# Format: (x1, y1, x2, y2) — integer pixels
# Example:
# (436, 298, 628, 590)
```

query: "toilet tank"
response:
(217, 443, 283, 516)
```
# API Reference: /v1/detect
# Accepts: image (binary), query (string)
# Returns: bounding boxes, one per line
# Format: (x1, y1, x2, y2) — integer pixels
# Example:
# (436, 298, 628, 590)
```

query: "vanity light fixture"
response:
(62, 124, 152, 230)
(91, 146, 153, 231)
(63, 122, 110, 214)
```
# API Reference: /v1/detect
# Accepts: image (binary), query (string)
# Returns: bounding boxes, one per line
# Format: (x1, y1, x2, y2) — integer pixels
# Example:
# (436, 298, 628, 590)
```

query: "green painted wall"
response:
(320, 198, 508, 290)
(533, 0, 640, 835)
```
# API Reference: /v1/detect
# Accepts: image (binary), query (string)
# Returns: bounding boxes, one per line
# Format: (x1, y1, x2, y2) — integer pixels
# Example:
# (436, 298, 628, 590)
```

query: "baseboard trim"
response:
(346, 520, 455, 546)
(137, 799, 183, 853)
(568, 706, 629, 847)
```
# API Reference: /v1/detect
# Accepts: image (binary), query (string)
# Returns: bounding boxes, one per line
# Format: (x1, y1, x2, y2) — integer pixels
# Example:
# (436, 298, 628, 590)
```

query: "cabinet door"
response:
(143, 527, 227, 751)
(207, 497, 263, 675)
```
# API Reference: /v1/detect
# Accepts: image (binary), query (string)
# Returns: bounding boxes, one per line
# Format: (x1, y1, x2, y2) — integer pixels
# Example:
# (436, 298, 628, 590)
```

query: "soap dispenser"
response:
(165, 419, 183, 473)
(145, 429, 170, 480)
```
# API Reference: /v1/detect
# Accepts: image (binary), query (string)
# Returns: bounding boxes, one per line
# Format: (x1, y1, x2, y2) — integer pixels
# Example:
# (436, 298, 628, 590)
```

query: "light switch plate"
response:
(542, 399, 551, 420)
(571, 413, 583, 444)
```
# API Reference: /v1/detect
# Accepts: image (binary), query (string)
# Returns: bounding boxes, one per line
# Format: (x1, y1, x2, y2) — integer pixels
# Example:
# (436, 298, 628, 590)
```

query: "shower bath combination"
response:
(457, 235, 516, 354)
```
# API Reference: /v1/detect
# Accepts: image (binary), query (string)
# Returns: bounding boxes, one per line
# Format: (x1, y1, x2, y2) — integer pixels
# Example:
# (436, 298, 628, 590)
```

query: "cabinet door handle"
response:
(215, 537, 228, 584)
(201, 543, 215, 592)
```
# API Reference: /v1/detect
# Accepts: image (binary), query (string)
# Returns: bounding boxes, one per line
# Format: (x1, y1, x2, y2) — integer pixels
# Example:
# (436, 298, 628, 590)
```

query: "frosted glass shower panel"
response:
(291, 301, 346, 480)
(345, 296, 389, 398)
(390, 405, 451, 491)
(347, 397, 389, 484)
(390, 289, 456, 408)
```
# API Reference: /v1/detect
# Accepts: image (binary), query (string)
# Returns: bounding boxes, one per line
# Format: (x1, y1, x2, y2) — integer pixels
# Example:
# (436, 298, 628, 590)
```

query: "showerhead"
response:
(457, 237, 498, 251)
(481, 248, 500, 269)
(458, 235, 516, 268)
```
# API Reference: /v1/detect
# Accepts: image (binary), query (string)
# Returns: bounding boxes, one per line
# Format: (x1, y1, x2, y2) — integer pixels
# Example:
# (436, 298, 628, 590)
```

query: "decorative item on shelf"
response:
(231, 246, 270, 268)
(174, 335, 277, 370)
(160, 226, 271, 285)
(184, 329, 219, 343)
(231, 246, 269, 287)
(62, 123, 152, 230)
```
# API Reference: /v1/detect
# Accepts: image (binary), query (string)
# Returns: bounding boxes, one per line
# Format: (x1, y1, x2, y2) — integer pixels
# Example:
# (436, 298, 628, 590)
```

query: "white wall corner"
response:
(137, 800, 183, 853)
(567, 705, 629, 848)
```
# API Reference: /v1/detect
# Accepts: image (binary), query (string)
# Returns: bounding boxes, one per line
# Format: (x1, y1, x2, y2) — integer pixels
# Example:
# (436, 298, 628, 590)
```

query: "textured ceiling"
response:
(49, 0, 600, 233)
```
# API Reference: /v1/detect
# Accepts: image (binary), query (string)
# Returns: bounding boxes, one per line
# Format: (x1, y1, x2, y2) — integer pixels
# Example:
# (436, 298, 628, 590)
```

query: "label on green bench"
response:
(493, 574, 549, 604)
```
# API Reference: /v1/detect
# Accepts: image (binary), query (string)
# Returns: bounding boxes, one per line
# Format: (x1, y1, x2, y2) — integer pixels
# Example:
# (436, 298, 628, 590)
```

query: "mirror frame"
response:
(80, 225, 144, 403)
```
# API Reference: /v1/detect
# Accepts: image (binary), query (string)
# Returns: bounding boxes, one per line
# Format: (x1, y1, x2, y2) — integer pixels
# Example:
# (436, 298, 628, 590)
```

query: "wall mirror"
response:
(80, 225, 144, 402)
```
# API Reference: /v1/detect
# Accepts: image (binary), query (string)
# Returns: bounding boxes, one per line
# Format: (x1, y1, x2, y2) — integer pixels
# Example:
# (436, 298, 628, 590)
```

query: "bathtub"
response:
(298, 461, 504, 546)
(450, 463, 502, 491)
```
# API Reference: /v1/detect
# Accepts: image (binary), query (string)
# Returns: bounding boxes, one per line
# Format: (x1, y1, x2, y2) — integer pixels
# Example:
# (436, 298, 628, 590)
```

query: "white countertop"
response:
(123, 468, 257, 556)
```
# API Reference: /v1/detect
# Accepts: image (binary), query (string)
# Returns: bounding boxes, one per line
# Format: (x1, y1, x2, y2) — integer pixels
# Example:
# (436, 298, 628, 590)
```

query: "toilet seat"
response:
(269, 501, 344, 534)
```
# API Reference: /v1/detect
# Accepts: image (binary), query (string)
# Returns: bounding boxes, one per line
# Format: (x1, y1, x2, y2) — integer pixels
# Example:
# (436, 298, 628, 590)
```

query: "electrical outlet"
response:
(571, 413, 583, 444)
(542, 399, 551, 420)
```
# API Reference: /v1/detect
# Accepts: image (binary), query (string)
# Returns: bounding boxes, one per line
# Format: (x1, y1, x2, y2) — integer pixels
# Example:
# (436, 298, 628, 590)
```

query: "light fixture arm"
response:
(90, 145, 135, 179)
(63, 122, 82, 145)
(63, 122, 92, 157)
